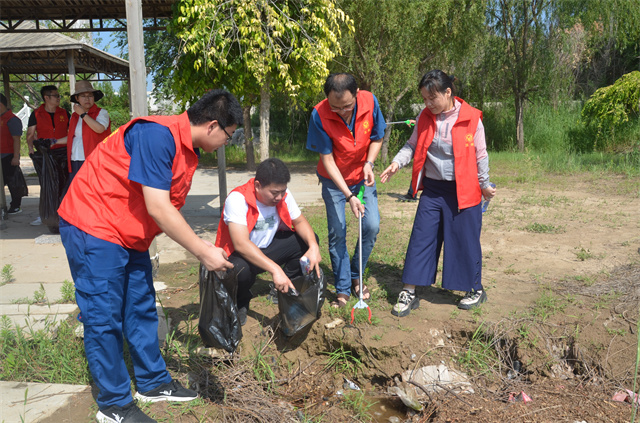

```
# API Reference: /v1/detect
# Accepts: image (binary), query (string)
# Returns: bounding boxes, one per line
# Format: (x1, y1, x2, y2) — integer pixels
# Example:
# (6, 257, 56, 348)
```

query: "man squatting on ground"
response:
(26, 85, 71, 226)
(57, 89, 243, 423)
(0, 93, 24, 215)
(215, 158, 322, 326)
(306, 73, 387, 308)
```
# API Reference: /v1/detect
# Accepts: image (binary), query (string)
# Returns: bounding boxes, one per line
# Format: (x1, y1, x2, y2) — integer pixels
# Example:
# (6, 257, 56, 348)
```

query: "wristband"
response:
(346, 193, 356, 202)
(365, 160, 375, 170)
(80, 112, 87, 119)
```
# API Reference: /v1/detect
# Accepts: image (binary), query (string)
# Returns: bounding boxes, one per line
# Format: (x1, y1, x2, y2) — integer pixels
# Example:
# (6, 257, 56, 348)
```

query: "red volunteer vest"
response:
(215, 178, 294, 256)
(67, 104, 111, 169)
(0, 110, 18, 154)
(314, 91, 376, 186)
(34, 105, 69, 150)
(411, 98, 483, 209)
(58, 112, 199, 251)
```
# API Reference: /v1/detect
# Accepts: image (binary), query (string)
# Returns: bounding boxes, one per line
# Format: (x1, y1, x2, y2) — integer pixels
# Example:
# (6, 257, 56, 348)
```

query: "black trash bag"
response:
(34, 139, 68, 233)
(198, 264, 243, 353)
(277, 268, 326, 337)
(7, 166, 28, 198)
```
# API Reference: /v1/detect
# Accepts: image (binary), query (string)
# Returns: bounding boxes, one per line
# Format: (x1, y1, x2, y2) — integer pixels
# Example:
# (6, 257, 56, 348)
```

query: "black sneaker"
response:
(7, 207, 22, 214)
(391, 290, 419, 317)
(238, 305, 248, 326)
(134, 380, 198, 403)
(267, 283, 278, 304)
(458, 289, 487, 310)
(96, 401, 156, 423)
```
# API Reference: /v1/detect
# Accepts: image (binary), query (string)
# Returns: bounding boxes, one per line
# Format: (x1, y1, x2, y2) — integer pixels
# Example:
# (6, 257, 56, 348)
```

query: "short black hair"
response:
(187, 89, 243, 128)
(41, 85, 59, 100)
(255, 158, 290, 187)
(0, 93, 7, 107)
(323, 73, 358, 97)
(418, 69, 456, 97)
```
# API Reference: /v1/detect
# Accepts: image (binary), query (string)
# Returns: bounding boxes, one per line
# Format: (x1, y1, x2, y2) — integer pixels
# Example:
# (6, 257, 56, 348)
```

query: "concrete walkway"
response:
(0, 158, 322, 423)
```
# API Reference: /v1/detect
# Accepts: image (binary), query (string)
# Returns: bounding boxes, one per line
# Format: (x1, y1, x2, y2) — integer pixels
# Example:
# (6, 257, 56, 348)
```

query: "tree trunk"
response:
(259, 77, 270, 162)
(381, 85, 412, 162)
(243, 105, 256, 171)
(515, 96, 525, 152)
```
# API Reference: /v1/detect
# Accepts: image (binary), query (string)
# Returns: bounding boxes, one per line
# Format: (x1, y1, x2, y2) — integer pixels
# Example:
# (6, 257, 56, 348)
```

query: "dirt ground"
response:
(46, 166, 640, 422)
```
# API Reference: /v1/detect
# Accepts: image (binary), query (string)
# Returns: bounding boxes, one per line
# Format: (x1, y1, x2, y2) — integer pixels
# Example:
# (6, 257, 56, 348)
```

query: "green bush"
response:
(581, 71, 640, 151)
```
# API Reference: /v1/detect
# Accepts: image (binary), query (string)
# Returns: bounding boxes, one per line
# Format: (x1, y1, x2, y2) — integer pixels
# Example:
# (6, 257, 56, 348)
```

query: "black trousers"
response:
(229, 230, 318, 309)
(2, 154, 23, 209)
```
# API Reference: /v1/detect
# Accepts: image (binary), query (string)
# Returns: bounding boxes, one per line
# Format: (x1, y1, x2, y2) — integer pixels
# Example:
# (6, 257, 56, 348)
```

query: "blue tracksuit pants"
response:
(401, 178, 483, 292)
(60, 219, 172, 408)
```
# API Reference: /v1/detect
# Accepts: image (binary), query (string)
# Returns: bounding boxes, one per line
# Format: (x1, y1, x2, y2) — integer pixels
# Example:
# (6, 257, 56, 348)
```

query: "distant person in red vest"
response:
(40, 80, 112, 188)
(58, 89, 242, 423)
(26, 85, 70, 226)
(306, 73, 386, 308)
(0, 93, 24, 214)
(215, 158, 321, 326)
(380, 69, 497, 317)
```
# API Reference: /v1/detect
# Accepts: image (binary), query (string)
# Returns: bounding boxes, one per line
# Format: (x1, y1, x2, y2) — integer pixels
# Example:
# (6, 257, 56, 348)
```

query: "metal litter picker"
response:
(351, 186, 372, 324)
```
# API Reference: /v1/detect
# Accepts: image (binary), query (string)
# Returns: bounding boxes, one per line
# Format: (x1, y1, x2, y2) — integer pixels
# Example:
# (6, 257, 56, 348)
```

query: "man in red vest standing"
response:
(26, 85, 70, 226)
(58, 89, 243, 423)
(215, 158, 321, 326)
(0, 93, 24, 215)
(306, 73, 387, 308)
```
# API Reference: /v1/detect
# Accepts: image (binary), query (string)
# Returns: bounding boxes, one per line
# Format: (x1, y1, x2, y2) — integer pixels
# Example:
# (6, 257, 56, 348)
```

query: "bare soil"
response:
(46, 169, 640, 422)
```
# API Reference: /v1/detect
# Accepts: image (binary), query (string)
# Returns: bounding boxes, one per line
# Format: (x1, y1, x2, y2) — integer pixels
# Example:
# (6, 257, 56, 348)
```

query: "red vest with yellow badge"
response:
(58, 112, 199, 251)
(0, 110, 18, 154)
(314, 91, 375, 186)
(67, 104, 111, 169)
(215, 178, 293, 256)
(411, 98, 483, 209)
(34, 105, 69, 150)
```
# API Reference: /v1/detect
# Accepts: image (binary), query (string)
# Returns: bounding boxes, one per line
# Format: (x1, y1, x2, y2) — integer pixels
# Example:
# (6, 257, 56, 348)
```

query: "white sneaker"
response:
(30, 217, 42, 226)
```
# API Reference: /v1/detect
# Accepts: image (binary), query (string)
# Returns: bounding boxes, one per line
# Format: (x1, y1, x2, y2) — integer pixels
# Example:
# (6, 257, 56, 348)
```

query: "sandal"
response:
(331, 294, 349, 308)
(351, 280, 371, 300)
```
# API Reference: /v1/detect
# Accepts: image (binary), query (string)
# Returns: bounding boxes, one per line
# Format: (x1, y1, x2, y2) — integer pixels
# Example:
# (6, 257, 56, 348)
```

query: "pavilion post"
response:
(125, 0, 148, 118)
(66, 50, 76, 91)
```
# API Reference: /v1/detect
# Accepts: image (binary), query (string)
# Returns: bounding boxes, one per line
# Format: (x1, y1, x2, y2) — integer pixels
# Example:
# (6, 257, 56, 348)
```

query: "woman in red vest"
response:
(63, 80, 111, 186)
(380, 70, 497, 317)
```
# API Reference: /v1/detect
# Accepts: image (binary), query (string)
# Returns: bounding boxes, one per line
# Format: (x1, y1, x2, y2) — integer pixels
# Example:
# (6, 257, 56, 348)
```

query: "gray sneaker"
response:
(391, 290, 419, 317)
(458, 290, 487, 310)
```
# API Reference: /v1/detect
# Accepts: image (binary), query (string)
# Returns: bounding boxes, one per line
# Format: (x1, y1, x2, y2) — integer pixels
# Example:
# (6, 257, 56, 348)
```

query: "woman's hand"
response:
(380, 162, 399, 183)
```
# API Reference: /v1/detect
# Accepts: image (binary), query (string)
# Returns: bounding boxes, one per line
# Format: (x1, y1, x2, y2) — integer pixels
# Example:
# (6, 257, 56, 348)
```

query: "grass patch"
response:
(322, 345, 362, 377)
(0, 315, 90, 384)
(531, 288, 566, 322)
(524, 223, 565, 234)
(2, 264, 14, 285)
(456, 323, 499, 377)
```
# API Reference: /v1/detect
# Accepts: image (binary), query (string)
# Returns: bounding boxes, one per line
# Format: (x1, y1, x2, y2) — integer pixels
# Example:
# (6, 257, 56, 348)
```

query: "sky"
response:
(92, 31, 154, 92)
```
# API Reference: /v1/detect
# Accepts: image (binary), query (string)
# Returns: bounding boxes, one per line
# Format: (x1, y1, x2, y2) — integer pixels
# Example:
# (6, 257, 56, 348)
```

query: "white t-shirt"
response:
(223, 188, 302, 249)
(71, 108, 110, 161)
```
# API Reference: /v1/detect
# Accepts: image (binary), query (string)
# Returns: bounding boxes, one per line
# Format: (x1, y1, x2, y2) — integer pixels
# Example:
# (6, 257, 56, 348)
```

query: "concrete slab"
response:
(0, 381, 90, 423)
(0, 282, 65, 304)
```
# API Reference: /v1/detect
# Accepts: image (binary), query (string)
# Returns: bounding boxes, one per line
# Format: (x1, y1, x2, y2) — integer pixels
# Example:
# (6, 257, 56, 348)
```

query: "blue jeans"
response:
(319, 175, 380, 296)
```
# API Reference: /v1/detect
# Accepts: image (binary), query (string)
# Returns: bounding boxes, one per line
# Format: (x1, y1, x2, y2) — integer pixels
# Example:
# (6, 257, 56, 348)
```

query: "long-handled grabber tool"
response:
(351, 186, 372, 324)
(386, 119, 415, 126)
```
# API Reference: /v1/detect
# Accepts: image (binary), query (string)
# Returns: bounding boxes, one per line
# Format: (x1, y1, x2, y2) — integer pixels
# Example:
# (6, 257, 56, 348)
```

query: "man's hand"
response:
(380, 162, 399, 183)
(272, 267, 296, 293)
(363, 163, 375, 186)
(304, 244, 323, 278)
(199, 243, 234, 272)
(348, 195, 365, 218)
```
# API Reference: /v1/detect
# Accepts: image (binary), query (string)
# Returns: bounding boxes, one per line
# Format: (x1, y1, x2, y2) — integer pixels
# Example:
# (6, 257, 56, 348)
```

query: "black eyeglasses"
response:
(221, 126, 233, 142)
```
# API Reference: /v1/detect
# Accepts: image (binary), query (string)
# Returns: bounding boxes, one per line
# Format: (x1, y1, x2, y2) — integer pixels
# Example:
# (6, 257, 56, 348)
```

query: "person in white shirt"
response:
(215, 158, 322, 325)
